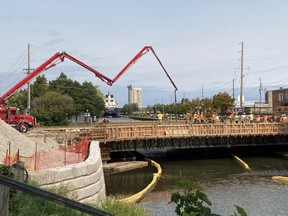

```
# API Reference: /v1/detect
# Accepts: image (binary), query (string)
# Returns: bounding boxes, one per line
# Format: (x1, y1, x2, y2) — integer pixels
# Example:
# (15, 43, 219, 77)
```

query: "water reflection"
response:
(105, 165, 156, 197)
(105, 156, 288, 216)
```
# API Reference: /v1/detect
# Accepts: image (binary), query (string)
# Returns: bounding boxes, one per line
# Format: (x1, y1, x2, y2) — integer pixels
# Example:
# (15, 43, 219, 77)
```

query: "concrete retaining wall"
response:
(29, 141, 106, 203)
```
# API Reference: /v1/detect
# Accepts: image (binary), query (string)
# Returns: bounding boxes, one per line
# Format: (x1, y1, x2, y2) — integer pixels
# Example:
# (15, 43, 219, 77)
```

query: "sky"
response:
(1, 1, 288, 107)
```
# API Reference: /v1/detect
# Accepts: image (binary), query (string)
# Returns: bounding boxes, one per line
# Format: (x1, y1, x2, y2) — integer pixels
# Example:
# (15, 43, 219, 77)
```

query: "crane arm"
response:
(0, 52, 114, 106)
(62, 52, 114, 85)
(0, 46, 177, 106)
(111, 46, 177, 103)
(149, 46, 178, 103)
(0, 52, 62, 105)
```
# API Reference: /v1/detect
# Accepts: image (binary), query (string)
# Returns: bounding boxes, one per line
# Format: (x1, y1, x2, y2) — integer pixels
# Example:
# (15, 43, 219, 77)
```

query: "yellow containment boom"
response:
(120, 159, 162, 203)
(231, 154, 253, 172)
(272, 176, 288, 185)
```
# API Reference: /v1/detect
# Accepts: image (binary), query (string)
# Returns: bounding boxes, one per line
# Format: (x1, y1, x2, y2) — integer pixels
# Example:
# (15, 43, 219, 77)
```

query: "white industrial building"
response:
(127, 85, 142, 109)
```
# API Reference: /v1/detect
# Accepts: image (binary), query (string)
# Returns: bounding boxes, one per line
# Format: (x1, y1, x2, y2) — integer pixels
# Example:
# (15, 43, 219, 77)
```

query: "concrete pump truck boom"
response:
(0, 46, 177, 133)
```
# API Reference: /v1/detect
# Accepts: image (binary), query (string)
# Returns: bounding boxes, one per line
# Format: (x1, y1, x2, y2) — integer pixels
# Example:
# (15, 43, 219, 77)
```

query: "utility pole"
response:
(240, 41, 244, 108)
(201, 86, 204, 100)
(232, 79, 235, 101)
(23, 44, 33, 114)
(259, 78, 263, 105)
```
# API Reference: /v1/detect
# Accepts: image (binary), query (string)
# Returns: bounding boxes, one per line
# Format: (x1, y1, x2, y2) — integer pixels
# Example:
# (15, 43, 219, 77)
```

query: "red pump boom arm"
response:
(0, 46, 177, 105)
(112, 46, 177, 102)
(0, 52, 114, 105)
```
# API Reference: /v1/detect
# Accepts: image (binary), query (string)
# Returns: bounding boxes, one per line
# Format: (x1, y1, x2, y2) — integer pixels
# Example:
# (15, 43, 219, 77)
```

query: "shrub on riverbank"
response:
(8, 191, 150, 216)
(3, 172, 150, 216)
(96, 196, 151, 216)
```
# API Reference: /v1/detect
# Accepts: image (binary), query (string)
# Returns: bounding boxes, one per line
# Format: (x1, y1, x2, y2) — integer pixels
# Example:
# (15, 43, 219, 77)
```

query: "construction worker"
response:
(263, 115, 268, 123)
(211, 113, 216, 124)
(248, 113, 254, 123)
(234, 113, 239, 123)
(200, 113, 204, 123)
(241, 113, 247, 123)
(229, 112, 235, 123)
(157, 112, 163, 124)
(193, 113, 199, 124)
(256, 115, 261, 123)
(186, 112, 192, 124)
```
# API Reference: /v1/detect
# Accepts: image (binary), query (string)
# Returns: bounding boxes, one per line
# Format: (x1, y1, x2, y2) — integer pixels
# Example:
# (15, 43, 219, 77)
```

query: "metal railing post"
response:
(0, 184, 9, 216)
(14, 160, 25, 183)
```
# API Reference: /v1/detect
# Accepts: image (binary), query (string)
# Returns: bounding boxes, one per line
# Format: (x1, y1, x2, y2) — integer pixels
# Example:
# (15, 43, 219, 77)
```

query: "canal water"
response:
(105, 153, 288, 216)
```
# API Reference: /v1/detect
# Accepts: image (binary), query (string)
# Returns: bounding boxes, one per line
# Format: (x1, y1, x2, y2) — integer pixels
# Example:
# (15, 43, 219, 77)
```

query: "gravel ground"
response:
(0, 119, 59, 163)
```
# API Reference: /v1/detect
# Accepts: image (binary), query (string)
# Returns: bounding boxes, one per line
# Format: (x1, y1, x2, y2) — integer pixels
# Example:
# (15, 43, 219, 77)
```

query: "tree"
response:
(152, 103, 165, 114)
(49, 73, 104, 117)
(121, 103, 139, 115)
(6, 75, 48, 114)
(48, 72, 75, 94)
(30, 75, 49, 98)
(7, 90, 27, 112)
(178, 98, 192, 114)
(212, 92, 235, 113)
(75, 81, 105, 118)
(32, 91, 75, 126)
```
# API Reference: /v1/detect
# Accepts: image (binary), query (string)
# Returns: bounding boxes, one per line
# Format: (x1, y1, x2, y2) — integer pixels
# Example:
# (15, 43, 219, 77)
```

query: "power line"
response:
(252, 64, 288, 74)
(245, 44, 288, 52)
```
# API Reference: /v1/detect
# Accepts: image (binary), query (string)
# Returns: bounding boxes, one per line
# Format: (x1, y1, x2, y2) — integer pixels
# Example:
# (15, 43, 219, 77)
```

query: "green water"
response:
(105, 155, 288, 216)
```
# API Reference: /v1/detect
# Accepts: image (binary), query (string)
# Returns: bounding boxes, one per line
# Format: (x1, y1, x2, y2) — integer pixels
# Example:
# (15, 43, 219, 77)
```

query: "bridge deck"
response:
(104, 123, 288, 141)
(102, 123, 288, 152)
(27, 122, 288, 154)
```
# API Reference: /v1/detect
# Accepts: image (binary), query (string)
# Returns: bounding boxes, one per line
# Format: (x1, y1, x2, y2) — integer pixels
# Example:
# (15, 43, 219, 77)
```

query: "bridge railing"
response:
(105, 123, 288, 140)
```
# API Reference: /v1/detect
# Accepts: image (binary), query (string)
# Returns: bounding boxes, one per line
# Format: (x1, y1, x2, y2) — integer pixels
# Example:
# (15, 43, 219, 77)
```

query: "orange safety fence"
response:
(3, 152, 18, 166)
(62, 135, 89, 159)
(2, 135, 90, 171)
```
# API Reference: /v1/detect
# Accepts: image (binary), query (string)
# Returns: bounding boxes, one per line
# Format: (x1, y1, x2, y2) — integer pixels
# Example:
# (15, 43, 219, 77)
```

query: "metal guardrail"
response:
(0, 174, 114, 216)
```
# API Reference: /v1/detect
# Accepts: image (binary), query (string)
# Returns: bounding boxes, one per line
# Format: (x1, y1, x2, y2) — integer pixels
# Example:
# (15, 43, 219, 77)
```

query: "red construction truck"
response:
(0, 46, 177, 132)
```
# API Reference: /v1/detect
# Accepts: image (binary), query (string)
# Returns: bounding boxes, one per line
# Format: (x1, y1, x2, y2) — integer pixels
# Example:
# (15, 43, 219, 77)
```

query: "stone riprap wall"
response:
(29, 141, 106, 203)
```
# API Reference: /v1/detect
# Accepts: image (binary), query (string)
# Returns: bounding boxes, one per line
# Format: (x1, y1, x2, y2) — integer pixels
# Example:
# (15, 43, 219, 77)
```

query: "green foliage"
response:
(75, 81, 105, 117)
(49, 74, 104, 117)
(7, 72, 105, 126)
(154, 93, 234, 116)
(121, 103, 139, 115)
(9, 182, 86, 215)
(8, 182, 149, 216)
(9, 193, 87, 216)
(170, 178, 220, 216)
(7, 91, 27, 112)
(30, 75, 48, 98)
(0, 164, 14, 178)
(48, 73, 72, 91)
(31, 91, 75, 126)
(212, 92, 235, 111)
(170, 179, 247, 216)
(96, 196, 151, 216)
(230, 205, 247, 216)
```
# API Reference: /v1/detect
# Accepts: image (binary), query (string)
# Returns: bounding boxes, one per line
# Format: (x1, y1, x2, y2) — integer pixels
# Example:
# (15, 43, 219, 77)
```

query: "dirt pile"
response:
(0, 120, 59, 162)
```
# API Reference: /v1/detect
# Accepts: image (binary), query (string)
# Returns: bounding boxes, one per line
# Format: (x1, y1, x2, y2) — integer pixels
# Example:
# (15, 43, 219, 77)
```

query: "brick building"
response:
(265, 87, 288, 113)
